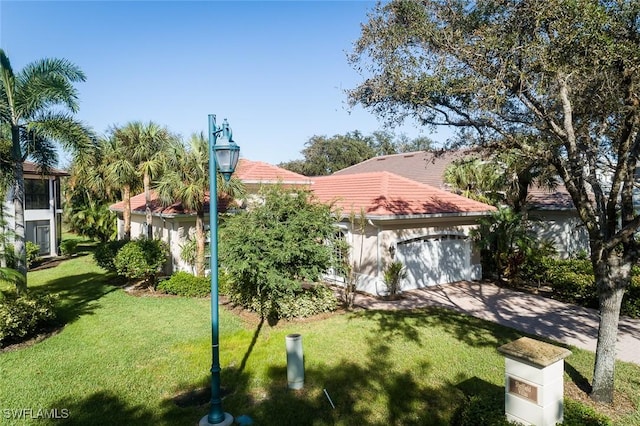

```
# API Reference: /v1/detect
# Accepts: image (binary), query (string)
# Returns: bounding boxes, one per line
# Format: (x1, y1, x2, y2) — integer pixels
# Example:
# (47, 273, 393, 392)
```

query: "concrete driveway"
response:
(351, 281, 640, 365)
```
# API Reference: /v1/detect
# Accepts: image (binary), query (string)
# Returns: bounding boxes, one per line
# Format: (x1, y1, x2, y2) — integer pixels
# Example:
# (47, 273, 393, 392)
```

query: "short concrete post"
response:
(498, 337, 572, 426)
(286, 334, 304, 390)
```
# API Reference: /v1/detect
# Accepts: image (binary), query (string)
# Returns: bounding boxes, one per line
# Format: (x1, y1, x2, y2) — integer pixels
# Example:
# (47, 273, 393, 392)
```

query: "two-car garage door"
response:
(396, 234, 471, 288)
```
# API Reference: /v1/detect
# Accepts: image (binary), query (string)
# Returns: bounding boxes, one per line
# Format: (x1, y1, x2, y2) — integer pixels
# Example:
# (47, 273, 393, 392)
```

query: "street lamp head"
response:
(209, 115, 241, 182)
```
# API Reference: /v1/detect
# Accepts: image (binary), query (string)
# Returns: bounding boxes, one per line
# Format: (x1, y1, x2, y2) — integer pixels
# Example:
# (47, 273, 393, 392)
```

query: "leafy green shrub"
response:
(26, 241, 40, 269)
(59, 239, 78, 257)
(623, 275, 640, 318)
(542, 258, 595, 306)
(563, 399, 611, 425)
(94, 240, 128, 272)
(452, 394, 511, 426)
(0, 292, 58, 347)
(453, 396, 611, 426)
(3, 244, 16, 269)
(220, 186, 342, 317)
(113, 239, 169, 286)
(157, 271, 210, 297)
(274, 285, 337, 320)
(217, 269, 233, 296)
(229, 283, 337, 320)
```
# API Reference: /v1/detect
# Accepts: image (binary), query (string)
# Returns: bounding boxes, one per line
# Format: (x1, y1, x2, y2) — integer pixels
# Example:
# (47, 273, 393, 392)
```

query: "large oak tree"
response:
(349, 0, 640, 403)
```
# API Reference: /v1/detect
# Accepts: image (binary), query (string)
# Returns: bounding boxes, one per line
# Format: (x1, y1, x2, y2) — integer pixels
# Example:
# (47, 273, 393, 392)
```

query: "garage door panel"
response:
(397, 236, 470, 289)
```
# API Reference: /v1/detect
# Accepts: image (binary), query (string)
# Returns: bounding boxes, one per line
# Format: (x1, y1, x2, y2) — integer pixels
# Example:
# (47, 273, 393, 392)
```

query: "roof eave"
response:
(336, 210, 496, 222)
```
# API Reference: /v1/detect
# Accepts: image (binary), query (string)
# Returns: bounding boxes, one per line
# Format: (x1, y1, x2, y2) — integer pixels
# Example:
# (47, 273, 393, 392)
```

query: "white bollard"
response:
(286, 334, 304, 390)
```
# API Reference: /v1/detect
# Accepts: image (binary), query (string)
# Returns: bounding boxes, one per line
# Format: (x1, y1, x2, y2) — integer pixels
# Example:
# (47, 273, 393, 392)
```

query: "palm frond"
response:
(28, 110, 95, 154)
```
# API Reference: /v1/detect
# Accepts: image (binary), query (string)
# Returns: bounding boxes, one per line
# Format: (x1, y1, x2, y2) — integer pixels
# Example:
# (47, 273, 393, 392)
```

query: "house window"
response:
(24, 178, 50, 210)
(26, 220, 51, 255)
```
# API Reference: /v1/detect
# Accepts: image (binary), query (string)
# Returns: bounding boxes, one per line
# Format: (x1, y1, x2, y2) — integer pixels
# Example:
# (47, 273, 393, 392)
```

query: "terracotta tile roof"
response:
(334, 149, 576, 211)
(109, 191, 230, 216)
(333, 150, 470, 189)
(23, 161, 69, 177)
(235, 159, 311, 185)
(312, 171, 496, 218)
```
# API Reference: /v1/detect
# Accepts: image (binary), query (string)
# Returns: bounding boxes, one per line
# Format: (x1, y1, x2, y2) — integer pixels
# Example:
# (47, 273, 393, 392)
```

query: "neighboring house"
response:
(111, 158, 496, 294)
(3, 162, 68, 257)
(312, 171, 495, 295)
(109, 159, 312, 274)
(335, 150, 590, 258)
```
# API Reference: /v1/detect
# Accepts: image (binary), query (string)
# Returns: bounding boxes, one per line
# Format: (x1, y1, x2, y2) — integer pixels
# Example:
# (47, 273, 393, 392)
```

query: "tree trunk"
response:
(195, 212, 205, 277)
(144, 173, 152, 239)
(590, 253, 629, 403)
(123, 185, 131, 240)
(11, 125, 27, 294)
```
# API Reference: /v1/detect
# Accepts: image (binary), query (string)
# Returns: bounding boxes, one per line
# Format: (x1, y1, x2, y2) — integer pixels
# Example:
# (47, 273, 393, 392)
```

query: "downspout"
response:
(368, 219, 383, 295)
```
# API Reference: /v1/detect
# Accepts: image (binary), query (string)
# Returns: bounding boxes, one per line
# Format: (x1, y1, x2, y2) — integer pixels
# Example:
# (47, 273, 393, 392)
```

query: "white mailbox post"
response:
(498, 337, 572, 426)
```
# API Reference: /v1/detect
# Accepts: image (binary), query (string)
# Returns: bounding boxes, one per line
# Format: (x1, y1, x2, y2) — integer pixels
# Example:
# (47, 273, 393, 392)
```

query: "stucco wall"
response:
(529, 210, 590, 258)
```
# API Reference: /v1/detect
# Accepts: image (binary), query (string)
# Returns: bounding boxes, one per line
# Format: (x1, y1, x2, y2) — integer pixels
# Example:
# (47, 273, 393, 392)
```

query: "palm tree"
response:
(65, 139, 119, 242)
(113, 121, 176, 239)
(0, 50, 93, 293)
(444, 157, 503, 205)
(103, 135, 139, 241)
(156, 133, 245, 276)
(444, 148, 558, 212)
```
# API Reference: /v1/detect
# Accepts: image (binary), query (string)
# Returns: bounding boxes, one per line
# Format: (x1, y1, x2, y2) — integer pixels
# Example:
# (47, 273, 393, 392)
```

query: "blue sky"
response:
(1, 0, 443, 166)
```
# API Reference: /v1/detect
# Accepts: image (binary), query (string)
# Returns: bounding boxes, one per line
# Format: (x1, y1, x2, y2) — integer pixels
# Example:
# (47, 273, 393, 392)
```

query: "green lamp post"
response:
(199, 114, 240, 426)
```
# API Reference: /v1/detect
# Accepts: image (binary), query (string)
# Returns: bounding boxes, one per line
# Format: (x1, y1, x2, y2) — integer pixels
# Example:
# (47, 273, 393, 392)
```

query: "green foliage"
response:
(518, 256, 640, 317)
(0, 267, 24, 289)
(65, 202, 117, 242)
(59, 239, 78, 257)
(227, 283, 337, 320)
(543, 258, 597, 307)
(178, 236, 198, 270)
(279, 131, 435, 176)
(472, 208, 554, 280)
(157, 271, 210, 298)
(453, 396, 612, 426)
(0, 291, 58, 347)
(94, 240, 128, 272)
(271, 285, 337, 320)
(383, 261, 407, 296)
(113, 239, 169, 286)
(452, 394, 511, 426)
(220, 186, 341, 319)
(623, 274, 640, 318)
(563, 399, 612, 426)
(26, 241, 40, 269)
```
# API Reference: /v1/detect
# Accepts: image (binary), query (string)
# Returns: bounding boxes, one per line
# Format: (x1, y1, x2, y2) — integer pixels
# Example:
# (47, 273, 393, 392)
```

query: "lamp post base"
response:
(198, 413, 234, 426)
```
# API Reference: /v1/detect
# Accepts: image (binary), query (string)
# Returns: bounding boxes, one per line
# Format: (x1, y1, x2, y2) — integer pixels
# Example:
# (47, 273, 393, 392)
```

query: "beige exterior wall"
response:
(116, 213, 200, 275)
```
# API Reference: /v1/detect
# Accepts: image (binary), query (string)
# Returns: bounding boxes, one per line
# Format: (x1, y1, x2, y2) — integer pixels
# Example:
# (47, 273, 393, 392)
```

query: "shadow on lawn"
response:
(199, 309, 521, 425)
(53, 391, 156, 425)
(355, 307, 523, 349)
(36, 272, 118, 324)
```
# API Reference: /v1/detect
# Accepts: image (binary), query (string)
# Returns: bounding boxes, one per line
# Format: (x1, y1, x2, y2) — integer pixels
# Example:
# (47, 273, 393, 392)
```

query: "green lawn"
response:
(1, 245, 639, 425)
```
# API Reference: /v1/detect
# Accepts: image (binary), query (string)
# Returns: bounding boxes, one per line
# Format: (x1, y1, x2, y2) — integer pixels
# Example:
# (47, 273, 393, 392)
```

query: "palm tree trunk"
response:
(11, 124, 27, 294)
(144, 172, 152, 239)
(195, 212, 205, 277)
(123, 185, 131, 240)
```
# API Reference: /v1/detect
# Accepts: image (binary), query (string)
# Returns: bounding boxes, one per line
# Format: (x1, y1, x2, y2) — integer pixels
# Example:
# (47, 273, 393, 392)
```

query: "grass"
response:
(0, 242, 639, 425)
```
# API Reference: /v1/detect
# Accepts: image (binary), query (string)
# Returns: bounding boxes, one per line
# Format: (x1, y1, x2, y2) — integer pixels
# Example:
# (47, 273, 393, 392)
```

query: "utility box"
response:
(498, 337, 571, 426)
(286, 334, 304, 390)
